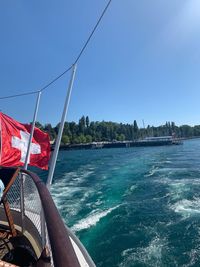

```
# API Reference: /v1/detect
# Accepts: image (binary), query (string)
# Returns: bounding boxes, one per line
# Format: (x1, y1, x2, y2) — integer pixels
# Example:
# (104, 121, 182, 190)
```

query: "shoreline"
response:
(52, 138, 186, 151)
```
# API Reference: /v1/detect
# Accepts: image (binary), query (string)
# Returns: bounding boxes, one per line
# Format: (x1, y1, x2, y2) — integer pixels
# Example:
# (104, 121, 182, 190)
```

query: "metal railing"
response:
(22, 169, 81, 267)
(1, 167, 82, 267)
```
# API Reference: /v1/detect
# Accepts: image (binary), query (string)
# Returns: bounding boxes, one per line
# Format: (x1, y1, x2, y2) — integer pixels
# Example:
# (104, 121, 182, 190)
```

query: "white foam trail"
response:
(145, 165, 182, 178)
(153, 177, 200, 201)
(51, 186, 82, 200)
(169, 182, 190, 201)
(72, 205, 120, 232)
(171, 198, 200, 218)
(60, 166, 94, 184)
(154, 160, 172, 164)
(185, 248, 200, 266)
(119, 236, 167, 267)
(50, 172, 97, 219)
(130, 185, 137, 191)
(145, 167, 159, 177)
(155, 167, 187, 174)
(155, 177, 200, 188)
(123, 185, 138, 197)
(94, 199, 103, 206)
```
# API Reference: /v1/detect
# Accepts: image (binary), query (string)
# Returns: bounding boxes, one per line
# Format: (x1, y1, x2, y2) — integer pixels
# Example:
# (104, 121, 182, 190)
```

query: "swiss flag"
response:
(0, 112, 51, 170)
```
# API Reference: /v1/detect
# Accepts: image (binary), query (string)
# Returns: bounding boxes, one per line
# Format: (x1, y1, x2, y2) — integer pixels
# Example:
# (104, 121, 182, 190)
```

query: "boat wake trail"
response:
(170, 198, 200, 218)
(72, 205, 120, 232)
(119, 236, 167, 267)
(47, 140, 200, 266)
(144, 166, 159, 177)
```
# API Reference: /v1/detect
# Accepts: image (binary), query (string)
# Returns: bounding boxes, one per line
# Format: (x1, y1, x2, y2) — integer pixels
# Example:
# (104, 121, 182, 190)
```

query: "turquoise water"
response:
(39, 139, 200, 266)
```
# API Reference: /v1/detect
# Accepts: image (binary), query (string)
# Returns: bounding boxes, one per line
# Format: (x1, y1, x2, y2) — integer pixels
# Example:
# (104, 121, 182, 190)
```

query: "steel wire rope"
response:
(73, 0, 112, 65)
(0, 0, 112, 100)
(0, 90, 39, 100)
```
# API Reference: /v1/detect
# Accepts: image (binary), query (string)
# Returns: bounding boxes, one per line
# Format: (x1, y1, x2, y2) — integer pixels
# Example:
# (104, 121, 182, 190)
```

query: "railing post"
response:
(41, 208, 46, 247)
(20, 172, 25, 233)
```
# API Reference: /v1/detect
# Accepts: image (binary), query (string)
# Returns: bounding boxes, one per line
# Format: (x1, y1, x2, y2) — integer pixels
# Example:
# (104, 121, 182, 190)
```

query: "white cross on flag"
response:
(0, 112, 51, 170)
(12, 130, 41, 164)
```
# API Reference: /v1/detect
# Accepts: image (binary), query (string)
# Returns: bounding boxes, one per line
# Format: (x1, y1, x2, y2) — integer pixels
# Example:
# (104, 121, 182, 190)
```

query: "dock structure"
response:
(56, 136, 183, 151)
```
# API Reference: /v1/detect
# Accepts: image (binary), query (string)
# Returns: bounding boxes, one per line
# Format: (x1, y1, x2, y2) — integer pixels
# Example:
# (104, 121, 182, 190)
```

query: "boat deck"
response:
(0, 230, 13, 261)
(0, 226, 37, 266)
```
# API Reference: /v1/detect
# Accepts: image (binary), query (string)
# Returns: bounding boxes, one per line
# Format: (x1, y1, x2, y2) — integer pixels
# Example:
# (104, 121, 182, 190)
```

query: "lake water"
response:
(38, 139, 200, 266)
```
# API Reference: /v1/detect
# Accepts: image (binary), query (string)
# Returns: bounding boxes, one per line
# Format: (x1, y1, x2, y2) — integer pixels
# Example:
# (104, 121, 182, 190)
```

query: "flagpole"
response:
(46, 64, 77, 188)
(24, 91, 41, 170)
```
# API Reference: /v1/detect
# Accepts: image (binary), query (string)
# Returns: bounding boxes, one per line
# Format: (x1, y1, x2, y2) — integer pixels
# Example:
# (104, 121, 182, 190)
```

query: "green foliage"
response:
(44, 123, 56, 140)
(86, 116, 90, 128)
(179, 125, 193, 137)
(85, 135, 92, 143)
(61, 135, 70, 144)
(117, 134, 125, 141)
(39, 117, 200, 145)
(194, 125, 200, 136)
(79, 116, 86, 134)
(79, 134, 86, 143)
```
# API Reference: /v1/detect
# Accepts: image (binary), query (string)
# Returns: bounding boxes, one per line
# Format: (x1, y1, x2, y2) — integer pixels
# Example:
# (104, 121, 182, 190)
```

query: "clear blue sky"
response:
(1, 0, 200, 127)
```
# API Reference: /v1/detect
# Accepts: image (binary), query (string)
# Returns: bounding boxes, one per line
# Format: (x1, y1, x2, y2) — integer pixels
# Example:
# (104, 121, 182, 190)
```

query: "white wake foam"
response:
(72, 205, 120, 232)
(123, 184, 138, 197)
(171, 198, 200, 218)
(119, 236, 167, 267)
(50, 174, 96, 218)
(145, 166, 159, 177)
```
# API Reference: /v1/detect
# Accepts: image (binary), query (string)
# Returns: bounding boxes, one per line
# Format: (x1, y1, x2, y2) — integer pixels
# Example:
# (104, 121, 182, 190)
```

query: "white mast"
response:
(46, 64, 77, 188)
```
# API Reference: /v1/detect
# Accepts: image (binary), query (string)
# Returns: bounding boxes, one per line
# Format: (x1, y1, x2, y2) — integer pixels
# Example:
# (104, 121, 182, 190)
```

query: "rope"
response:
(0, 0, 113, 99)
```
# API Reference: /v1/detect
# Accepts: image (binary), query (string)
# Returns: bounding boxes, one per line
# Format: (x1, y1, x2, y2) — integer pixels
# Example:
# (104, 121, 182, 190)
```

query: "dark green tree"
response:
(44, 123, 56, 140)
(133, 120, 139, 140)
(86, 116, 90, 128)
(79, 116, 86, 134)
(62, 135, 70, 144)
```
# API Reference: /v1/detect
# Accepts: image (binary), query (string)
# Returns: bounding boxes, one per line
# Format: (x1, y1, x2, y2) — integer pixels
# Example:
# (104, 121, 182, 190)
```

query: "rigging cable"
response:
(0, 0, 112, 99)
(74, 0, 112, 65)
(0, 90, 38, 100)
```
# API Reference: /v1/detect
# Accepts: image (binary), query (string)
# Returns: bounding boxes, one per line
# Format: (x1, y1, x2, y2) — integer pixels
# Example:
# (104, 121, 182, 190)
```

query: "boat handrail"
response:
(21, 169, 81, 267)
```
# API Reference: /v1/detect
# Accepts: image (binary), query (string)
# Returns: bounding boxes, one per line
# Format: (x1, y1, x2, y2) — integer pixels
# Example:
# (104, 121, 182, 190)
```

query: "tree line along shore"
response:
(35, 116, 200, 145)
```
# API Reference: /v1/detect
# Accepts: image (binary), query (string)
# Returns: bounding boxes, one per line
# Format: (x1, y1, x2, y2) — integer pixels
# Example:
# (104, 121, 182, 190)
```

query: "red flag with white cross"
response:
(0, 112, 51, 170)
